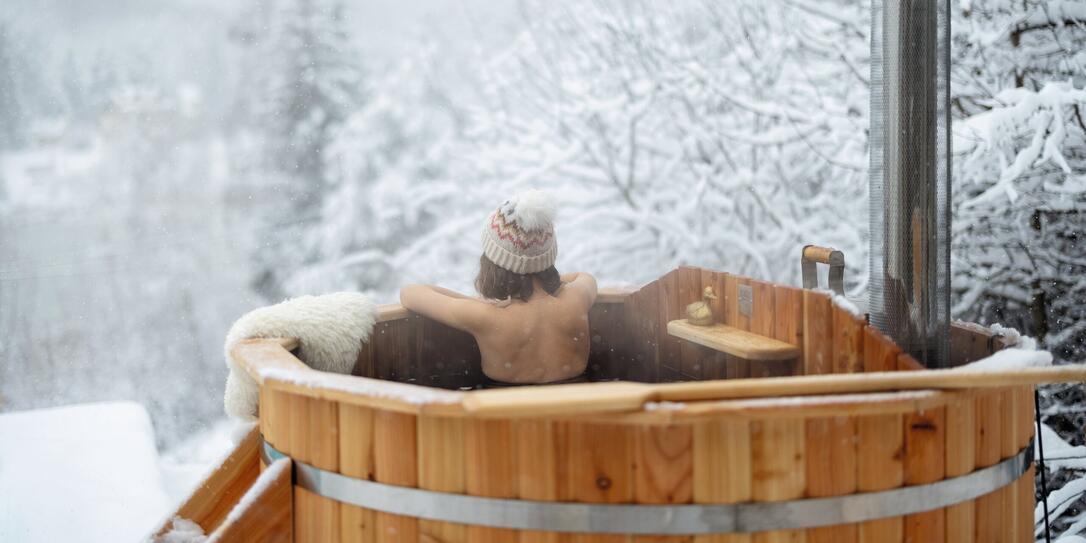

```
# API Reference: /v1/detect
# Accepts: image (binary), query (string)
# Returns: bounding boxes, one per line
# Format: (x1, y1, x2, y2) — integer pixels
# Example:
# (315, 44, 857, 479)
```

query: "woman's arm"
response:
(399, 284, 488, 332)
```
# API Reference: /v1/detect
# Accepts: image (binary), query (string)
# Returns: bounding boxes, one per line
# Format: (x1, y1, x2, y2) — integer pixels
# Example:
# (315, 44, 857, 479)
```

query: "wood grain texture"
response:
(1000, 388, 1020, 541)
(658, 269, 687, 379)
(207, 458, 293, 543)
(516, 419, 570, 543)
(372, 318, 416, 383)
(831, 305, 864, 375)
(634, 424, 694, 543)
(747, 280, 779, 378)
(589, 302, 629, 381)
(230, 337, 306, 384)
(974, 390, 1003, 543)
(624, 280, 661, 383)
(290, 394, 315, 543)
(861, 327, 899, 374)
(415, 315, 483, 389)
(676, 268, 709, 381)
(417, 415, 467, 543)
(291, 395, 341, 543)
(802, 291, 832, 376)
(569, 421, 634, 543)
(677, 267, 706, 380)
(667, 321, 800, 361)
(465, 418, 519, 542)
(461, 364, 1086, 419)
(772, 285, 804, 377)
(944, 395, 976, 543)
(804, 416, 857, 543)
(701, 270, 731, 381)
(857, 414, 903, 543)
(896, 353, 924, 372)
(339, 404, 376, 543)
(312, 398, 341, 542)
(352, 336, 375, 378)
(1018, 466, 1036, 543)
(751, 419, 806, 543)
(723, 274, 751, 379)
(156, 426, 262, 537)
(903, 407, 946, 543)
(693, 419, 751, 543)
(374, 410, 419, 543)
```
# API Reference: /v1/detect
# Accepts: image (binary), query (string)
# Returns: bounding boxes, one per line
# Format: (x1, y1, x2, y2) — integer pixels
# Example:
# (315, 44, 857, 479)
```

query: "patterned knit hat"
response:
(481, 190, 558, 274)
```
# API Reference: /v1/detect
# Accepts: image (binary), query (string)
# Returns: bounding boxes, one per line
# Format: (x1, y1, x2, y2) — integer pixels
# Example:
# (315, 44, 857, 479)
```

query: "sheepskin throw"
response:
(223, 292, 377, 420)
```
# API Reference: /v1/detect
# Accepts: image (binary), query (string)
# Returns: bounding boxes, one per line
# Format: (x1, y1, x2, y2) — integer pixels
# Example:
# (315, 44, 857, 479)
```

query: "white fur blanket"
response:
(223, 292, 377, 421)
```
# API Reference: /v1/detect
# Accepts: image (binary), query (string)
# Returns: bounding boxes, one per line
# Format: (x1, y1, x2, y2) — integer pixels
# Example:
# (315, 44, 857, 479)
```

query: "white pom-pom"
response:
(502, 189, 555, 231)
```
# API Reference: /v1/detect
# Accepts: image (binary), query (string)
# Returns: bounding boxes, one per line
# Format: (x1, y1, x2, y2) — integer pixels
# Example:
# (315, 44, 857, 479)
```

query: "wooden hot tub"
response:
(161, 265, 1085, 543)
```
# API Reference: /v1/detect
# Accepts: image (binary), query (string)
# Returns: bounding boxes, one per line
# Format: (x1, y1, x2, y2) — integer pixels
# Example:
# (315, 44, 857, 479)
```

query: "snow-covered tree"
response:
(951, 1, 1086, 360)
(269, 0, 872, 300)
(950, 2, 1086, 537)
(375, 0, 871, 291)
(279, 46, 469, 297)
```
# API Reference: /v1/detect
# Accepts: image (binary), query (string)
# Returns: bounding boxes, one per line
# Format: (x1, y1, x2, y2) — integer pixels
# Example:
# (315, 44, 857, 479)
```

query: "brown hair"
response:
(475, 254, 561, 302)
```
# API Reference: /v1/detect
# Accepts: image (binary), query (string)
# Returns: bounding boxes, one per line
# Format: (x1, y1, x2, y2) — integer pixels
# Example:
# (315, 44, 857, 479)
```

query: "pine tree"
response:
(246, 0, 365, 300)
(265, 0, 363, 199)
(951, 0, 1086, 361)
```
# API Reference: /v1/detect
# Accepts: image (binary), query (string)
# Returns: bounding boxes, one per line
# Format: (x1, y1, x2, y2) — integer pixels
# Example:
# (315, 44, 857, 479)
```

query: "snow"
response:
(1039, 478, 1086, 533)
(223, 458, 290, 526)
(159, 420, 254, 503)
(154, 517, 206, 543)
(988, 323, 1023, 346)
(957, 347, 1053, 371)
(1039, 423, 1086, 475)
(646, 390, 940, 412)
(643, 401, 686, 411)
(0, 402, 171, 543)
(259, 367, 464, 405)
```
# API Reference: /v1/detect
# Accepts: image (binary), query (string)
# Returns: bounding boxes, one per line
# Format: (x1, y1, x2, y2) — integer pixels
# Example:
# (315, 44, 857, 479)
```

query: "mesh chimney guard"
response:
(868, 0, 952, 367)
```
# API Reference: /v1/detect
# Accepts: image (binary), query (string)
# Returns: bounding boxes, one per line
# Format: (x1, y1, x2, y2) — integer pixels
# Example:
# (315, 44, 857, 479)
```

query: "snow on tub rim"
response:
(194, 266, 1086, 540)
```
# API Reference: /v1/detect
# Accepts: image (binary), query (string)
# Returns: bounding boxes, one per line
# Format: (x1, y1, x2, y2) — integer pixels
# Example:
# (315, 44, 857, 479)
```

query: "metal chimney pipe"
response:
(869, 0, 952, 367)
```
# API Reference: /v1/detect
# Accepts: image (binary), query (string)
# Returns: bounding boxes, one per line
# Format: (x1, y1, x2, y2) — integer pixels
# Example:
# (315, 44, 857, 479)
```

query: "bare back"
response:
(399, 273, 597, 384)
(473, 284, 591, 383)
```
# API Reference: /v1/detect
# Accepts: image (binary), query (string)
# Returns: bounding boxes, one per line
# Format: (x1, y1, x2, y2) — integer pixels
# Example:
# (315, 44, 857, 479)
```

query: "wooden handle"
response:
(802, 245, 844, 266)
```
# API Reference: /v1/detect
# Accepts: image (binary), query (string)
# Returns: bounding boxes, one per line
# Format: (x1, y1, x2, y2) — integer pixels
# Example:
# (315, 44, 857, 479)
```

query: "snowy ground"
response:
(0, 402, 239, 542)
(0, 402, 172, 542)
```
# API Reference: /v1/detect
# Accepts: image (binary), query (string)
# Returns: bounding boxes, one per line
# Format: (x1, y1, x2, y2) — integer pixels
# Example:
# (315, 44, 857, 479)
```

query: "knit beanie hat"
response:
(481, 189, 558, 274)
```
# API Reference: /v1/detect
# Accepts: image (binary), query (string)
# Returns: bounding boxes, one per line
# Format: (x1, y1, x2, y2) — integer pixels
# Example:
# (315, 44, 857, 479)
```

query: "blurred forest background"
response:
(1, 0, 1084, 535)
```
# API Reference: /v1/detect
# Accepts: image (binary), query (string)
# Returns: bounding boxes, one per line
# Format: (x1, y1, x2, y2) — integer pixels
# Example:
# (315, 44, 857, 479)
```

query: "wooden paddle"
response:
(462, 364, 1086, 417)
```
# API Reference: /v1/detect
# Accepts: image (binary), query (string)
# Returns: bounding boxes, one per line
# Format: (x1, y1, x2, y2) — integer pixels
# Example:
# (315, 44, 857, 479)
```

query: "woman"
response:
(399, 190, 597, 384)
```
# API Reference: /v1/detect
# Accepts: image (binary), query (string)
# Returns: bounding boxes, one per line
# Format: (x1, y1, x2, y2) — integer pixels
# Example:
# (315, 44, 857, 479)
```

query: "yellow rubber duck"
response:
(685, 286, 718, 326)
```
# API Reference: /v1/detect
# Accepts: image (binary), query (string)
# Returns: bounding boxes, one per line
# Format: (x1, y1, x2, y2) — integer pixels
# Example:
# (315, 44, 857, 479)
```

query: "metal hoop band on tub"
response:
(262, 438, 1032, 535)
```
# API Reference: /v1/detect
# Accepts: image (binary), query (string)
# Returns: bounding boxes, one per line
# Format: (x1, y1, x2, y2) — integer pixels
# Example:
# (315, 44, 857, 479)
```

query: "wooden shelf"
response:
(667, 320, 800, 361)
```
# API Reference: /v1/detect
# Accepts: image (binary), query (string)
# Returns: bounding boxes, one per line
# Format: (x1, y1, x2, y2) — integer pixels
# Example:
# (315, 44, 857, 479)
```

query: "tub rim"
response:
(233, 335, 1074, 423)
